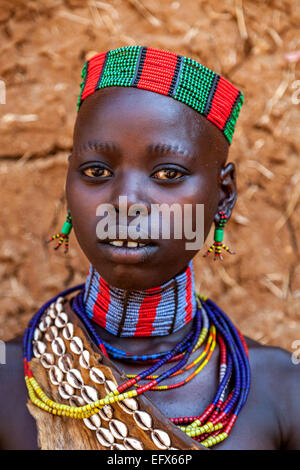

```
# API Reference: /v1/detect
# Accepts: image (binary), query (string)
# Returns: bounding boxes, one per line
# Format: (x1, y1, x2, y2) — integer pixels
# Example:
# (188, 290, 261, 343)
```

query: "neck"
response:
(83, 261, 197, 338)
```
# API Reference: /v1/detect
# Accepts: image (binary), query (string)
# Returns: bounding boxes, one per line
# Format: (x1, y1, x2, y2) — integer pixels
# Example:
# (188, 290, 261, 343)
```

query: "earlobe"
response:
(203, 163, 236, 260)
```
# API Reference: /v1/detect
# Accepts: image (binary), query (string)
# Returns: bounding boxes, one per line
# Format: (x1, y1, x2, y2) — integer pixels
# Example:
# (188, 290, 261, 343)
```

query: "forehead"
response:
(74, 87, 228, 158)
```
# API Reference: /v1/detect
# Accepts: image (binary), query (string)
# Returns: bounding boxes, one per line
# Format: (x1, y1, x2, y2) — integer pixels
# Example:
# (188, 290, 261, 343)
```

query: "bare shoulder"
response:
(246, 337, 300, 449)
(0, 336, 24, 388)
(246, 336, 299, 380)
(0, 337, 38, 449)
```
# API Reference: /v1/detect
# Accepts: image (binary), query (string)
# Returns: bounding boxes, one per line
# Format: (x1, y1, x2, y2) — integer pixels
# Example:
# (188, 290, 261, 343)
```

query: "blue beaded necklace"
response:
(23, 281, 250, 447)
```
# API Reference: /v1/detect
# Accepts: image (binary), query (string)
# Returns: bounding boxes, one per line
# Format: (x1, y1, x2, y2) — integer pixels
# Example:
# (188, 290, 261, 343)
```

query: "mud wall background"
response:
(0, 0, 299, 351)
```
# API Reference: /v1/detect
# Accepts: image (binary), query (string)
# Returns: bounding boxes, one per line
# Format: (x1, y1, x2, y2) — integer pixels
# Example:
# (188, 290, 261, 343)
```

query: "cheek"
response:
(172, 174, 219, 239)
(66, 170, 99, 246)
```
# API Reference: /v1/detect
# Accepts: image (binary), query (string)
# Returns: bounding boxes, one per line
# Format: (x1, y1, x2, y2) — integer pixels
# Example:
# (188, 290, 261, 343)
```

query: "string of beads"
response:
(203, 211, 235, 260)
(47, 211, 72, 253)
(23, 284, 250, 448)
(83, 262, 197, 337)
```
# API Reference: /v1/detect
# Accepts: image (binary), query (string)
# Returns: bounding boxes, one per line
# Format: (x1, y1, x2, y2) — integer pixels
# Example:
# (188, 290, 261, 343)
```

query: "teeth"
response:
(110, 240, 124, 247)
(109, 240, 146, 248)
(127, 241, 138, 248)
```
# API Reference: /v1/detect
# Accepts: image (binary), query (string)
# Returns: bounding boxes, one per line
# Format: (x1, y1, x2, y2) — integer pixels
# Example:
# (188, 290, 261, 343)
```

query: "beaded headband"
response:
(77, 46, 244, 144)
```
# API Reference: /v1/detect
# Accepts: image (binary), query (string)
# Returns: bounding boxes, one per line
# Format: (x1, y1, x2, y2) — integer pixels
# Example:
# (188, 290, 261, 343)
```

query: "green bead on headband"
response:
(77, 46, 244, 144)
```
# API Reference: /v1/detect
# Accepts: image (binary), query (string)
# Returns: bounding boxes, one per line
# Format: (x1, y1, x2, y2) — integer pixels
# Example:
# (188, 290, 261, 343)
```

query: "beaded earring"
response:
(203, 210, 235, 261)
(47, 210, 72, 253)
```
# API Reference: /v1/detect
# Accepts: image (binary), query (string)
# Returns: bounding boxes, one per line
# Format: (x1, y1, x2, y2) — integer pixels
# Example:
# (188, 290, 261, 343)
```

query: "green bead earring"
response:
(47, 210, 72, 253)
(203, 210, 235, 261)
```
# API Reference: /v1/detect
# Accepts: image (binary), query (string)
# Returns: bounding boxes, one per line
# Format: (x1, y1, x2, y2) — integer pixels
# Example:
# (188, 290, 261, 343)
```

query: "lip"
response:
(97, 240, 160, 264)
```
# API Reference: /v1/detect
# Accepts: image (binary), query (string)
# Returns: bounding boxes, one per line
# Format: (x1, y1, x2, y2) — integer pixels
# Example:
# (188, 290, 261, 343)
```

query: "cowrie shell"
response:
(70, 336, 84, 355)
(33, 341, 46, 358)
(81, 385, 99, 403)
(66, 369, 84, 389)
(62, 322, 74, 340)
(123, 437, 144, 450)
(117, 397, 139, 414)
(104, 380, 117, 394)
(151, 429, 171, 450)
(55, 312, 68, 328)
(45, 325, 58, 342)
(79, 350, 90, 370)
(69, 395, 85, 407)
(33, 328, 42, 342)
(58, 382, 74, 400)
(111, 443, 127, 450)
(109, 419, 128, 439)
(99, 405, 113, 421)
(55, 302, 64, 313)
(48, 307, 57, 319)
(133, 410, 153, 431)
(49, 365, 63, 385)
(83, 413, 101, 431)
(57, 353, 73, 373)
(40, 353, 55, 369)
(51, 337, 66, 356)
(96, 428, 114, 447)
(39, 315, 52, 332)
(89, 367, 105, 384)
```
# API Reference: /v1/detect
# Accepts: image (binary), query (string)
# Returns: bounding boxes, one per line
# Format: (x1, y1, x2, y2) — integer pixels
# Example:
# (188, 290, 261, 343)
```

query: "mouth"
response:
(97, 238, 159, 264)
(103, 239, 150, 248)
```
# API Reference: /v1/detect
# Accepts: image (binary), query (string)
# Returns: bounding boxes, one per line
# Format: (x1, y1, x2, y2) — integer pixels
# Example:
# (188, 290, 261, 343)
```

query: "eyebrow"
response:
(79, 140, 119, 154)
(77, 140, 193, 161)
(146, 143, 191, 158)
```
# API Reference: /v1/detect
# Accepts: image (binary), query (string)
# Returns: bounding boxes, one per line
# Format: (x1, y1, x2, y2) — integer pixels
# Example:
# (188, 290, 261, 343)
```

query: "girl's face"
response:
(66, 87, 234, 289)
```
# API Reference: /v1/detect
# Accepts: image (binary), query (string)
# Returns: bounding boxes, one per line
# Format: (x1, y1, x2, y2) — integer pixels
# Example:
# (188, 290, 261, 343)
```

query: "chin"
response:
(92, 262, 163, 291)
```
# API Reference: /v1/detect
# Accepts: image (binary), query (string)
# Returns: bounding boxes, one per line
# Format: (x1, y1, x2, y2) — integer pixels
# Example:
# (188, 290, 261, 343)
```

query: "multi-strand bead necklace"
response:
(83, 262, 197, 337)
(24, 266, 250, 448)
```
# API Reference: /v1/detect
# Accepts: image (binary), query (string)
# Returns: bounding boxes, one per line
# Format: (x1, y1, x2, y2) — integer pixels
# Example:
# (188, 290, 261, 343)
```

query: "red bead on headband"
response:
(77, 46, 244, 144)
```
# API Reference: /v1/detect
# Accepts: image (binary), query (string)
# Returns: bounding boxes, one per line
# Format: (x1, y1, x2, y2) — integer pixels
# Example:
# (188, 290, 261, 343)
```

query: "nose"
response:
(109, 169, 152, 217)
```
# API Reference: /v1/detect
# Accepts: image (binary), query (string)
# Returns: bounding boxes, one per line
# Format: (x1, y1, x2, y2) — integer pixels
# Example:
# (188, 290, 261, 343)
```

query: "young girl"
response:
(1, 46, 299, 450)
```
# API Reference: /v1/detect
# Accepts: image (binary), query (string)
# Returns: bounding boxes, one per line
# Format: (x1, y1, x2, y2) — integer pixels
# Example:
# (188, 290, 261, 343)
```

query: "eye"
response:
(152, 168, 185, 180)
(81, 166, 112, 178)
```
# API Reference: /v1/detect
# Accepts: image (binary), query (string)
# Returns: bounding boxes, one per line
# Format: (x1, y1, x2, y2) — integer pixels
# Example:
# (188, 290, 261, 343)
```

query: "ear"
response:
(215, 162, 237, 224)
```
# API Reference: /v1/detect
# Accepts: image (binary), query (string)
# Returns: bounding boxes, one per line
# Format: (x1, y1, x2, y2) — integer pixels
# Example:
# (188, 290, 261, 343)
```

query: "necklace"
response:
(23, 283, 250, 448)
(83, 262, 197, 337)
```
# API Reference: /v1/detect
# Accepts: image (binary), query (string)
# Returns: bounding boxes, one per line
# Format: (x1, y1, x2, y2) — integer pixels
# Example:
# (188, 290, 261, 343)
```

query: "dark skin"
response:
(1, 87, 299, 450)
